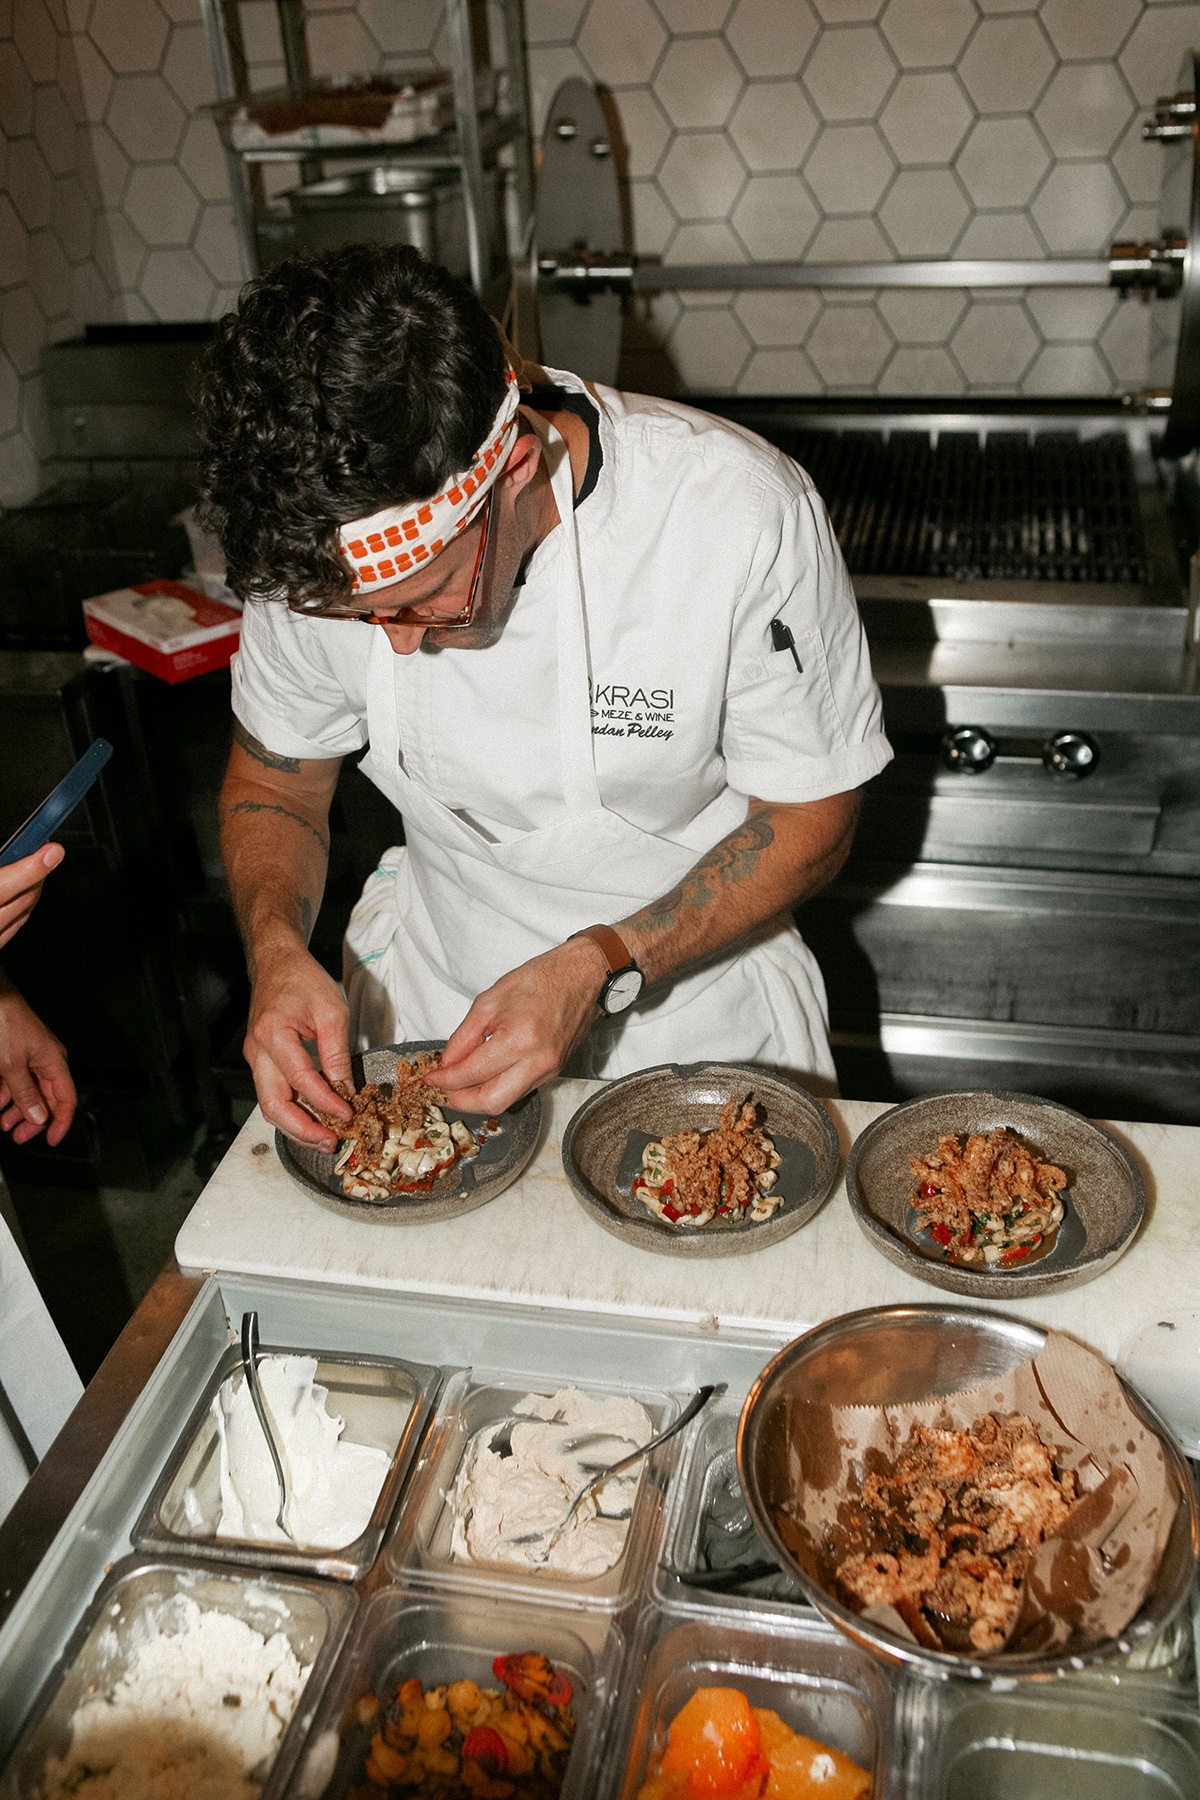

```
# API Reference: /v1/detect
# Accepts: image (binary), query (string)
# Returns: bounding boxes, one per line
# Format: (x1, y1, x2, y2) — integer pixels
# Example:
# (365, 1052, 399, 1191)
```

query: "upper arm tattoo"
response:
(637, 805, 775, 935)
(221, 798, 330, 857)
(234, 719, 301, 775)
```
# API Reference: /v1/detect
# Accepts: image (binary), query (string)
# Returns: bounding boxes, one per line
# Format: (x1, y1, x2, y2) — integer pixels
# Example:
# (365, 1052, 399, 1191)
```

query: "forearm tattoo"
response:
(221, 798, 330, 858)
(233, 719, 301, 775)
(636, 806, 776, 936)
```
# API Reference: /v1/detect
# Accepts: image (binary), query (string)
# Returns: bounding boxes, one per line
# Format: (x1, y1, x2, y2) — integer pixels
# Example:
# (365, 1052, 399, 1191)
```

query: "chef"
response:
(200, 245, 892, 1149)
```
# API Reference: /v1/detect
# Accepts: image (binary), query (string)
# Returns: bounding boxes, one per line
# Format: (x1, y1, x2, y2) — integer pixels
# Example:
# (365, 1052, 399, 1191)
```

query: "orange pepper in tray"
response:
(637, 1688, 871, 1800)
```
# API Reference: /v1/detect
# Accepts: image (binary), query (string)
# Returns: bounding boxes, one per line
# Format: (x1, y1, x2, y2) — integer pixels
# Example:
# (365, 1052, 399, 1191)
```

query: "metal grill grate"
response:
(772, 427, 1148, 584)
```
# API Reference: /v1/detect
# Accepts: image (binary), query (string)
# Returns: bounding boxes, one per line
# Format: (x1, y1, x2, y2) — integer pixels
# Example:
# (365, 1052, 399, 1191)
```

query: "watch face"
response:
(602, 967, 644, 1014)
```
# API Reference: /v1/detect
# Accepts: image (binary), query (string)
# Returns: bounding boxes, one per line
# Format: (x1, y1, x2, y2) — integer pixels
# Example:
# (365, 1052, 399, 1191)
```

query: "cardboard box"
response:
(83, 579, 241, 684)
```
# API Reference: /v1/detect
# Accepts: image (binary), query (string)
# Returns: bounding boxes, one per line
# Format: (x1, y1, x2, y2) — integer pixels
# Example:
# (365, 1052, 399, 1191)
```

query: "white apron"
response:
(344, 417, 837, 1088)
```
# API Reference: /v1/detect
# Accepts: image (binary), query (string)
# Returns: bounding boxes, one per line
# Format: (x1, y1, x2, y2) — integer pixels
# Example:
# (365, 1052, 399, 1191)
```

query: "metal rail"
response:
(539, 256, 1116, 292)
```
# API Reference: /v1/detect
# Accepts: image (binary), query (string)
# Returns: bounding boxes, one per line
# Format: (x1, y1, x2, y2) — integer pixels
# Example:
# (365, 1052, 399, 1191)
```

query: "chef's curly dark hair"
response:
(196, 244, 507, 607)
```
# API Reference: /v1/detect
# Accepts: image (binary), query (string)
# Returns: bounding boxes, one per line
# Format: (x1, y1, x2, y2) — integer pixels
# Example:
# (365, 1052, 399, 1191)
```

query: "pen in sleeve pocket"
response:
(770, 617, 804, 672)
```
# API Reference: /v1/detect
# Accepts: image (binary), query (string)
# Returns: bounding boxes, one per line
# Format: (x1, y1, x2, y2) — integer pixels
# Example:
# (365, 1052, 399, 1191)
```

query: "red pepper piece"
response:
(491, 1652, 571, 1706)
(1000, 1237, 1040, 1266)
(919, 1182, 939, 1199)
(662, 1202, 681, 1222)
(929, 1222, 953, 1246)
(462, 1726, 509, 1773)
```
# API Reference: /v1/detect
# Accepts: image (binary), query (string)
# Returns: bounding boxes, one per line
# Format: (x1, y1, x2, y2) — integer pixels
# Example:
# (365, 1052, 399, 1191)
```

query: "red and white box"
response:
(83, 579, 242, 684)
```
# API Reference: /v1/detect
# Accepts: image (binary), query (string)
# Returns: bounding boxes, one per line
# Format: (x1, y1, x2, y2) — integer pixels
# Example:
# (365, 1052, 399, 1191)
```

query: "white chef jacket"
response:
(0, 1173, 83, 1527)
(231, 376, 892, 1082)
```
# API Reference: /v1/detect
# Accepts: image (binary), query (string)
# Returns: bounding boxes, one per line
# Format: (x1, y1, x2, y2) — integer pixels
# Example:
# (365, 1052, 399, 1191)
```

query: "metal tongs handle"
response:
(240, 1310, 289, 1538)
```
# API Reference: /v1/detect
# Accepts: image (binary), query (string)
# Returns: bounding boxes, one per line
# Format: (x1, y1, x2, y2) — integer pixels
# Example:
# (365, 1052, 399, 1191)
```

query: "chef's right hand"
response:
(0, 844, 64, 951)
(244, 946, 354, 1149)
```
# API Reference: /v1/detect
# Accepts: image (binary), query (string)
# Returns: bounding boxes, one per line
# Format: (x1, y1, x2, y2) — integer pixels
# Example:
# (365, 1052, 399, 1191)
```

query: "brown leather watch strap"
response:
(570, 922, 636, 973)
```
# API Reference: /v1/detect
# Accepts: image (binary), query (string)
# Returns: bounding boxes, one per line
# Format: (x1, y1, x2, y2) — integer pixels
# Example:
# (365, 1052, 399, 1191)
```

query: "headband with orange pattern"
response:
(338, 368, 521, 593)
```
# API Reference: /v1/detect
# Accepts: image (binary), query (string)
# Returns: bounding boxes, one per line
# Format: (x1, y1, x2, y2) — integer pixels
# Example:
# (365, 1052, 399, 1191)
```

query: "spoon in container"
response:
(240, 1310, 289, 1540)
(505, 1384, 722, 1562)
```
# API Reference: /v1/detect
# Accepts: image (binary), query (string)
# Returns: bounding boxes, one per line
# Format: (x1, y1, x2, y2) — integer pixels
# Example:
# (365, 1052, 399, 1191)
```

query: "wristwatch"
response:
(571, 923, 645, 1015)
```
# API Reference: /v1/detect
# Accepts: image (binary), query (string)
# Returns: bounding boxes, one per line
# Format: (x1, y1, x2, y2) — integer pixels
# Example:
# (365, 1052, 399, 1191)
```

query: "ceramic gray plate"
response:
(561, 1063, 840, 1258)
(275, 1041, 541, 1224)
(846, 1089, 1144, 1298)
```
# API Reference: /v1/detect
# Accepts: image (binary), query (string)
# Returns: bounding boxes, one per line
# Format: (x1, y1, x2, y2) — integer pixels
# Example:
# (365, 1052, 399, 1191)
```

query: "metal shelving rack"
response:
(197, 0, 535, 304)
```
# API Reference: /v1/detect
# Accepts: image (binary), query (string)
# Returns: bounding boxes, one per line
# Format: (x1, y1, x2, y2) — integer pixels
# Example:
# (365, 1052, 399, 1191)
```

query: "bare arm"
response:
(219, 722, 351, 1146)
(438, 789, 860, 1110)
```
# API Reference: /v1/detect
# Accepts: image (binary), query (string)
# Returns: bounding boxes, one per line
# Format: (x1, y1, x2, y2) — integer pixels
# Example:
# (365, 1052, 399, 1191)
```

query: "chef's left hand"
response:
(0, 979, 76, 1146)
(437, 938, 601, 1113)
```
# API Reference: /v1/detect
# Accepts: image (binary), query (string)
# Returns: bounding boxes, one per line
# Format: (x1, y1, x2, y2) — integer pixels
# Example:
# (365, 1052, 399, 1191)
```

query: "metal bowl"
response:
(560, 1062, 840, 1258)
(275, 1041, 542, 1224)
(846, 1090, 1144, 1298)
(737, 1305, 1200, 1681)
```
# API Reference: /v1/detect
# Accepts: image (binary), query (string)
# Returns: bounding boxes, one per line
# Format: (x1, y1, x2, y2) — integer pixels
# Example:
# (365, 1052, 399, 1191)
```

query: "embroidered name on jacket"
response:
(590, 681, 675, 740)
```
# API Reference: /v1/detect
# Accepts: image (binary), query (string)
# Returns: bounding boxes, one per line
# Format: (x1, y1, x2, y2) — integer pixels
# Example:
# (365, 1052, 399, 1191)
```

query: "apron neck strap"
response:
(528, 411, 602, 817)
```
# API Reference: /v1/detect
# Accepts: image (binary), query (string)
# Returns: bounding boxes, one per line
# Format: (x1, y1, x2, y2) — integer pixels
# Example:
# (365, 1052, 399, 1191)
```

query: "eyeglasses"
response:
(293, 489, 494, 628)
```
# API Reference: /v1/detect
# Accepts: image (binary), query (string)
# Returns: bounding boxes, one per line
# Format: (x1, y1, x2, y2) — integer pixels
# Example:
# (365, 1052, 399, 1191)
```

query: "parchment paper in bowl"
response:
(772, 1332, 1178, 1660)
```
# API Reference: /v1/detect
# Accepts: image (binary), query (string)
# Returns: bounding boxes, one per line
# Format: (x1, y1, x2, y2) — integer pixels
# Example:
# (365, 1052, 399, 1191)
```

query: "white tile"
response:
(55, 35, 88, 128)
(879, 167, 969, 255)
(1118, 4, 1199, 107)
(1035, 62, 1135, 161)
(1031, 161, 1127, 255)
(803, 24, 896, 121)
(734, 286, 821, 345)
(1026, 286, 1119, 343)
(7, 139, 53, 233)
(806, 214, 893, 260)
(359, 0, 445, 56)
(731, 171, 819, 259)
(0, 287, 47, 376)
(50, 173, 95, 262)
(878, 343, 965, 394)
(88, 0, 169, 74)
(974, 0, 1037, 9)
(95, 206, 147, 290)
(959, 15, 1054, 114)
(28, 228, 72, 319)
(726, 0, 819, 79)
(728, 79, 818, 170)
(158, 0, 200, 19)
(668, 304, 751, 387)
(141, 244, 212, 319)
(32, 84, 77, 179)
(1111, 114, 1165, 209)
(118, 291, 156, 321)
(124, 162, 198, 246)
(87, 123, 129, 207)
(1099, 296, 1151, 386)
(951, 300, 1038, 383)
(1022, 342, 1113, 396)
(655, 0, 734, 29)
(306, 10, 378, 77)
(880, 0, 976, 70)
(193, 201, 243, 283)
(0, 42, 34, 136)
(238, 1, 283, 67)
(738, 343, 822, 391)
(0, 426, 40, 507)
(664, 218, 749, 261)
(162, 21, 214, 110)
(13, 0, 57, 82)
(105, 72, 185, 161)
(803, 122, 894, 212)
(179, 115, 229, 203)
(629, 177, 675, 254)
(612, 87, 672, 178)
(955, 117, 1050, 210)
(876, 287, 966, 342)
(578, 0, 666, 86)
(807, 302, 891, 385)
(71, 35, 112, 123)
(681, 286, 742, 306)
(654, 35, 743, 128)
(522, 0, 590, 45)
(658, 131, 746, 218)
(1118, 203, 1159, 242)
(951, 209, 1044, 260)
(813, 0, 882, 18)
(1041, 0, 1140, 61)
(70, 257, 113, 324)
(0, 348, 19, 435)
(879, 71, 972, 164)
(208, 284, 243, 320)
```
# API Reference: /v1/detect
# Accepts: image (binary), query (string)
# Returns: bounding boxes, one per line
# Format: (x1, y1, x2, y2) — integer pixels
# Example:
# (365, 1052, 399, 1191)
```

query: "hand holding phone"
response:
(0, 737, 113, 869)
(0, 845, 65, 952)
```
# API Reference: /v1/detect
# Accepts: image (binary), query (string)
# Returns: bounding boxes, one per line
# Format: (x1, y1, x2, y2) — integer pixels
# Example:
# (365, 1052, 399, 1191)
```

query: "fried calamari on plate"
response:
(324, 1052, 492, 1201)
(910, 1127, 1067, 1269)
(633, 1097, 783, 1228)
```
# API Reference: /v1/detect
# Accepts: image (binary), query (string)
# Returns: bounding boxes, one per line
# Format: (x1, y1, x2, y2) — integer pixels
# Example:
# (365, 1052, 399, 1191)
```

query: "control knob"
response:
(940, 726, 996, 774)
(1043, 731, 1099, 779)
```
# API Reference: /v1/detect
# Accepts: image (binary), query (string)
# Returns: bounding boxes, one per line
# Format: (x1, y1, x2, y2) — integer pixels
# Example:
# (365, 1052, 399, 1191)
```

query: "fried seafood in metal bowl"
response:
(561, 1064, 839, 1258)
(846, 1090, 1143, 1298)
(275, 1041, 541, 1224)
(737, 1306, 1200, 1680)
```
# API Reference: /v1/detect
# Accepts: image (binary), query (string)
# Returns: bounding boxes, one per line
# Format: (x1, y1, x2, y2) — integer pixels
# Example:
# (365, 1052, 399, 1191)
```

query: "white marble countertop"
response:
(176, 1082, 1200, 1368)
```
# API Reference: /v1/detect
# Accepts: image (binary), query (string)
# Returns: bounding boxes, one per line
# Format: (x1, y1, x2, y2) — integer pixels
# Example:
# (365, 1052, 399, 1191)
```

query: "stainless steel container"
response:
(0, 1555, 355, 1800)
(286, 166, 500, 280)
(286, 1586, 618, 1800)
(133, 1343, 440, 1582)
